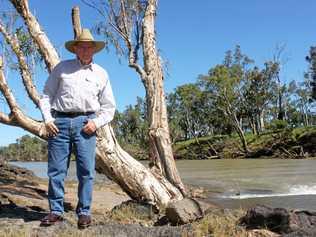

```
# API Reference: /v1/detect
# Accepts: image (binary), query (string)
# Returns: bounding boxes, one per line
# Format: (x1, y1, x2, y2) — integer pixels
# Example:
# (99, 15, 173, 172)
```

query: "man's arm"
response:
(92, 78, 116, 129)
(39, 66, 60, 123)
(38, 65, 60, 137)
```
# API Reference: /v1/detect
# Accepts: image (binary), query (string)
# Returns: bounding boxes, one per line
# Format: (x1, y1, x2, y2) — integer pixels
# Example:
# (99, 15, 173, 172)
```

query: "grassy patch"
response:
(173, 135, 228, 159)
(173, 126, 316, 159)
(185, 209, 248, 237)
(0, 226, 31, 237)
(108, 202, 155, 226)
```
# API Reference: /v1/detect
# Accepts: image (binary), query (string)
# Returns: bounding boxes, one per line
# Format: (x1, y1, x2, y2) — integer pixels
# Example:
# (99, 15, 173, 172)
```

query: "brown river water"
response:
(11, 159, 316, 210)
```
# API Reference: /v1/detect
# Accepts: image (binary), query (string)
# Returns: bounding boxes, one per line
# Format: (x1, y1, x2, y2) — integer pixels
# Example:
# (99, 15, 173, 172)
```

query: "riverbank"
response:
(1, 126, 315, 162)
(1, 162, 285, 237)
(173, 126, 316, 160)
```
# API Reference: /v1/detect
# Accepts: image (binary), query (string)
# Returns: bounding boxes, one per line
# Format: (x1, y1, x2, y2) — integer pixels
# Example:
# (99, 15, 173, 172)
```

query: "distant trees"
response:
(306, 47, 316, 100)
(167, 84, 210, 141)
(167, 46, 315, 153)
(198, 46, 253, 153)
(0, 135, 47, 161)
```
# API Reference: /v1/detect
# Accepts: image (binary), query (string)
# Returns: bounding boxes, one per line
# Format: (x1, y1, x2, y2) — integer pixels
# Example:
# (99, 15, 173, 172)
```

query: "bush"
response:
(267, 119, 289, 131)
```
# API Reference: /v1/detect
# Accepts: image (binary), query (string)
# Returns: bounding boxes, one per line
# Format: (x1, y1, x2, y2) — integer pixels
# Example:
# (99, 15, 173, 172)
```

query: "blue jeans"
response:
(47, 113, 96, 216)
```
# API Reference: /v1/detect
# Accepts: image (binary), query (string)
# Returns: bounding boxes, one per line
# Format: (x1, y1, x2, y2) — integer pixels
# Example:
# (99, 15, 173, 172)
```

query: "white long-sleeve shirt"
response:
(39, 59, 116, 129)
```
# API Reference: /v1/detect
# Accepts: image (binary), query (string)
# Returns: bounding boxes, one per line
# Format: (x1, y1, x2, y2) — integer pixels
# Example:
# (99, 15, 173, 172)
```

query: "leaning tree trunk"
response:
(226, 105, 249, 154)
(141, 0, 186, 196)
(259, 109, 265, 132)
(6, 0, 184, 208)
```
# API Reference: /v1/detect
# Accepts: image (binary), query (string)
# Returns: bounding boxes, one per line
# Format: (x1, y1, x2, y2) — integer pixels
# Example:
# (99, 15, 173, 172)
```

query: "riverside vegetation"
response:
(1, 125, 315, 162)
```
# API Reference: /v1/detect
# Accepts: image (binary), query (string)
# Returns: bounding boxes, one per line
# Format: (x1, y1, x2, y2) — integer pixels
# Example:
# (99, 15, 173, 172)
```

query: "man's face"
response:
(73, 42, 96, 65)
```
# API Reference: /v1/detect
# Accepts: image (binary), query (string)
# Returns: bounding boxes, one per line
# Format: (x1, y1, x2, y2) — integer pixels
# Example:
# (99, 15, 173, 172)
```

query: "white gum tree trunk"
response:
(2, 0, 184, 208)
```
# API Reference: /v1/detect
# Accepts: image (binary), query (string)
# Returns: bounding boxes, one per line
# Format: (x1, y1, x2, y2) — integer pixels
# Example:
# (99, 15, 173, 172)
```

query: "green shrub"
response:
(267, 119, 289, 131)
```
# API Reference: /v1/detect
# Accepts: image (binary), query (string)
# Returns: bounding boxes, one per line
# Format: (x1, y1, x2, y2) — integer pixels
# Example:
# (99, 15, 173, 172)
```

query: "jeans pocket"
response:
(87, 113, 97, 120)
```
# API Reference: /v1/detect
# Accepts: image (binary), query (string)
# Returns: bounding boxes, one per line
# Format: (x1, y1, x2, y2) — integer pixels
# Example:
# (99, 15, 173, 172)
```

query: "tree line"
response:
(114, 45, 315, 154)
(0, 135, 47, 161)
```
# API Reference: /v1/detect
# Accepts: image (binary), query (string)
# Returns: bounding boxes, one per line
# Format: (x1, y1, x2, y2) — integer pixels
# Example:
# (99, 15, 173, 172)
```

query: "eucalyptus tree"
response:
(81, 0, 186, 195)
(199, 46, 252, 154)
(242, 62, 278, 134)
(167, 83, 210, 141)
(0, 0, 185, 208)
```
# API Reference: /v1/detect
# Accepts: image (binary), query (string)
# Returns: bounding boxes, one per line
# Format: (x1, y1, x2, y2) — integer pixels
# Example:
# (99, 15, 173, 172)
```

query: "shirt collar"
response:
(76, 59, 93, 71)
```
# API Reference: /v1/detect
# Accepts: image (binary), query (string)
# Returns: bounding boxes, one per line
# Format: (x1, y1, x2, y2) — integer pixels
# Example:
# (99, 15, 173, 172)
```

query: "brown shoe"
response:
(40, 213, 64, 226)
(78, 214, 92, 229)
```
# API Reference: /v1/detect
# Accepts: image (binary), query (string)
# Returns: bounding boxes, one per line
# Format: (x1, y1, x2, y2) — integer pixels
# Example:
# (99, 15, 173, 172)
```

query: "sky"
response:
(0, 0, 315, 146)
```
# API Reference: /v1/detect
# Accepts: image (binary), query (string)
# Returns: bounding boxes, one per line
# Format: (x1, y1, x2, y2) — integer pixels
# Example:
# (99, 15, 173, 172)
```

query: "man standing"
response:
(39, 29, 116, 229)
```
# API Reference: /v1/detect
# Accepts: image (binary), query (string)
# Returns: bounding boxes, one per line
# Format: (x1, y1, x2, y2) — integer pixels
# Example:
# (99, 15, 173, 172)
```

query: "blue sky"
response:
(0, 0, 315, 146)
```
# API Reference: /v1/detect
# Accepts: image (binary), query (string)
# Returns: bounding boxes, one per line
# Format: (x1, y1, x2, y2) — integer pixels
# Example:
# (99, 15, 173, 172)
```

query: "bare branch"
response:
(0, 111, 12, 125)
(81, 0, 130, 45)
(0, 19, 40, 106)
(81, 0, 107, 19)
(120, 0, 129, 37)
(0, 60, 20, 112)
(0, 58, 47, 137)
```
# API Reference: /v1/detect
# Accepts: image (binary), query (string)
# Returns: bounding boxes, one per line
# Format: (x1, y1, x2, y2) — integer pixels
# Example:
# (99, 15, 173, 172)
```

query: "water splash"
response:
(222, 184, 316, 199)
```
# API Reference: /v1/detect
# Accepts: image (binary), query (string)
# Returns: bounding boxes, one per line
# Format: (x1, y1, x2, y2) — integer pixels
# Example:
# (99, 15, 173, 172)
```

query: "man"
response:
(38, 29, 116, 229)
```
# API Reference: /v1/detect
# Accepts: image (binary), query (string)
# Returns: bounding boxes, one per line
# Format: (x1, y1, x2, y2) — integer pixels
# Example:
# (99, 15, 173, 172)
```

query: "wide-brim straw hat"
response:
(65, 28, 105, 54)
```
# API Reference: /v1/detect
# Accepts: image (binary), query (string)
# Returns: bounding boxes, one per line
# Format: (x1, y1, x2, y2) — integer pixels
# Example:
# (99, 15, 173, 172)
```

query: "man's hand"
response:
(82, 120, 97, 135)
(45, 121, 59, 137)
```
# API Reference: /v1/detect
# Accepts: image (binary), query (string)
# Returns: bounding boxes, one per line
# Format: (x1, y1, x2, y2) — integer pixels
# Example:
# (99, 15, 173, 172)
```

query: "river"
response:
(10, 159, 316, 210)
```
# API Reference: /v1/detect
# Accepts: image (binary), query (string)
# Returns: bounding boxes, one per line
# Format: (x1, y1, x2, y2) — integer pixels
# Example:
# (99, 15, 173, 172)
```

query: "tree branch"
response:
(0, 20, 40, 107)
(0, 61, 20, 113)
(9, 0, 60, 72)
(0, 57, 47, 137)
(0, 111, 12, 125)
(120, 0, 129, 37)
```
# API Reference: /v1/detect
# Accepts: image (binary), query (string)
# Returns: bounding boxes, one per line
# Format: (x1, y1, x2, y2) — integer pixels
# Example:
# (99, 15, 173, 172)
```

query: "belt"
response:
(53, 110, 95, 118)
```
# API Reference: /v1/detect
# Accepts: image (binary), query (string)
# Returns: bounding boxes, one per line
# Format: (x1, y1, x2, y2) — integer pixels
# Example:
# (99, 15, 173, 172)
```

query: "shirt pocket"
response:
(84, 77, 99, 97)
(59, 75, 76, 97)
(60, 74, 75, 88)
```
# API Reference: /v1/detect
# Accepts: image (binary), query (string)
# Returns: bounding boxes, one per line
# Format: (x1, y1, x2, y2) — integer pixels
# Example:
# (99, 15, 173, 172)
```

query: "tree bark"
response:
(226, 105, 249, 154)
(232, 113, 249, 154)
(259, 109, 265, 131)
(142, 0, 186, 196)
(249, 118, 257, 136)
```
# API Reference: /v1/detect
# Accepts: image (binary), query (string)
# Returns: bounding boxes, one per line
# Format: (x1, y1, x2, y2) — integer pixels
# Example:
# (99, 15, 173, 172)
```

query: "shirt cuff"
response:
(91, 117, 109, 129)
(43, 114, 55, 123)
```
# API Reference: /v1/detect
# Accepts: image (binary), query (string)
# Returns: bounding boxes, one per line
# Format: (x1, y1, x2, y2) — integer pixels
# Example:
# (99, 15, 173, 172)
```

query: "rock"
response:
(111, 200, 159, 218)
(187, 185, 208, 198)
(247, 229, 281, 237)
(16, 219, 192, 237)
(283, 229, 316, 237)
(0, 163, 37, 185)
(239, 205, 290, 233)
(165, 198, 212, 225)
(239, 205, 316, 236)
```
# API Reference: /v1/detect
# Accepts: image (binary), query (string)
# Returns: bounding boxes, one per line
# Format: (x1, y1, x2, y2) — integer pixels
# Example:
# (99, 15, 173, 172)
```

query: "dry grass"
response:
(108, 203, 154, 226)
(0, 226, 32, 237)
(183, 208, 249, 237)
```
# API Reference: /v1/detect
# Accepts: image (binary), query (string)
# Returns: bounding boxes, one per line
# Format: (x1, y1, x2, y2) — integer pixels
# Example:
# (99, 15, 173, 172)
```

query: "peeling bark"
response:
(141, 0, 186, 196)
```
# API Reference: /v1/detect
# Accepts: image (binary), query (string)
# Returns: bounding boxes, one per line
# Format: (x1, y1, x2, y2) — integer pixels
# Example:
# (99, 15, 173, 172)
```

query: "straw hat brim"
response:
(65, 40, 105, 54)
